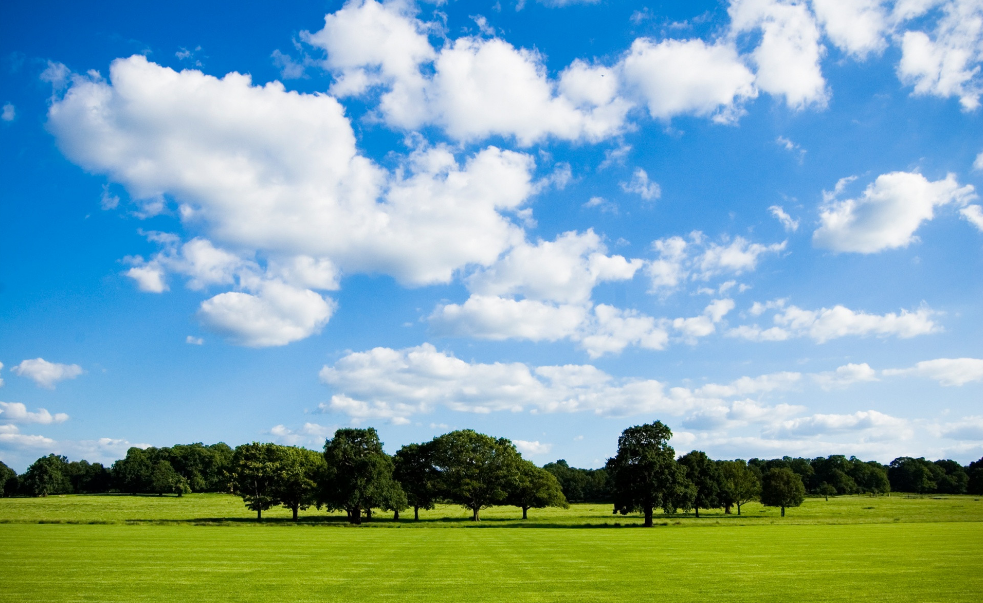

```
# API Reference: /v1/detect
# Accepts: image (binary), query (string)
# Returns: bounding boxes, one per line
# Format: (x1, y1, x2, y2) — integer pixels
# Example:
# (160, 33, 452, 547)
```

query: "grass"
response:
(1, 495, 981, 601)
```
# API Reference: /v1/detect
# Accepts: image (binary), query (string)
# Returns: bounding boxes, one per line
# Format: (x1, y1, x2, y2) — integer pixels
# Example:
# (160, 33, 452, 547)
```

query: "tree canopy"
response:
(606, 421, 685, 527)
(760, 468, 806, 517)
(507, 459, 568, 519)
(431, 429, 522, 521)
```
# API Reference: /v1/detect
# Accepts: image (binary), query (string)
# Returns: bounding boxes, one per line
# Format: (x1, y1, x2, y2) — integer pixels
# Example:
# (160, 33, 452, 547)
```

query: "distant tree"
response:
(605, 421, 684, 527)
(968, 457, 983, 496)
(276, 447, 325, 521)
(760, 468, 805, 517)
(678, 451, 720, 518)
(321, 428, 397, 525)
(393, 442, 440, 520)
(23, 454, 72, 497)
(150, 460, 189, 496)
(507, 460, 568, 519)
(65, 460, 111, 494)
(847, 459, 890, 496)
(818, 482, 836, 501)
(112, 447, 154, 494)
(888, 457, 937, 494)
(0, 461, 16, 497)
(377, 478, 408, 521)
(933, 460, 969, 494)
(431, 430, 522, 521)
(542, 460, 611, 503)
(717, 459, 760, 515)
(229, 443, 283, 520)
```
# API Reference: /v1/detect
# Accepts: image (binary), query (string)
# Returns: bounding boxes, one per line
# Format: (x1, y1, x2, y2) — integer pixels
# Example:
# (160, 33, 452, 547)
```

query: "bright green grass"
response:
(0, 521, 980, 602)
(1, 492, 981, 526)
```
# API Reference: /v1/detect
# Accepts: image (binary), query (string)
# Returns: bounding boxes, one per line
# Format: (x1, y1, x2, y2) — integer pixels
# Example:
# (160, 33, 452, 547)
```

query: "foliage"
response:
(150, 460, 190, 496)
(677, 450, 720, 517)
(431, 429, 522, 521)
(760, 468, 806, 517)
(0, 460, 17, 497)
(506, 460, 568, 519)
(606, 421, 685, 526)
(229, 442, 283, 520)
(968, 457, 983, 495)
(716, 459, 760, 515)
(321, 428, 400, 524)
(542, 460, 611, 503)
(278, 446, 326, 521)
(393, 442, 440, 520)
(22, 454, 72, 497)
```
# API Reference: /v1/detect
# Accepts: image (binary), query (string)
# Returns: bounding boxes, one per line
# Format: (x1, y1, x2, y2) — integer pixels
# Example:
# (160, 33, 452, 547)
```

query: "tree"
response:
(229, 443, 283, 520)
(968, 457, 983, 496)
(0, 461, 16, 497)
(934, 460, 969, 494)
(321, 428, 397, 525)
(431, 430, 522, 521)
(677, 451, 720, 518)
(605, 421, 684, 527)
(112, 447, 153, 494)
(888, 457, 937, 494)
(507, 460, 568, 519)
(760, 468, 805, 517)
(150, 460, 189, 496)
(818, 482, 836, 501)
(717, 459, 759, 515)
(542, 460, 612, 503)
(22, 454, 71, 497)
(393, 442, 440, 521)
(277, 447, 325, 521)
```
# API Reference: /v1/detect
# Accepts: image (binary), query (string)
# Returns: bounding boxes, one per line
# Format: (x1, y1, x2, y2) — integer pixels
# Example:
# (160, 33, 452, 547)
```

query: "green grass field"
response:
(1, 494, 981, 601)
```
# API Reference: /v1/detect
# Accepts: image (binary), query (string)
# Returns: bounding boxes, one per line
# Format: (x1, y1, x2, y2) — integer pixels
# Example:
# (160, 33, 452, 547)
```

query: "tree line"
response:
(2, 422, 981, 526)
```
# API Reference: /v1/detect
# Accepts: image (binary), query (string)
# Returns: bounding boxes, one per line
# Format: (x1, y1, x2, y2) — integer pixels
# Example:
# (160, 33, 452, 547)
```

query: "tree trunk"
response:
(351, 506, 361, 525)
(472, 506, 480, 521)
(257, 508, 262, 521)
(643, 505, 653, 527)
(780, 506, 785, 517)
(724, 504, 732, 514)
(695, 506, 699, 518)
(737, 503, 742, 516)
(292, 505, 299, 521)
(393, 509, 399, 521)
(522, 506, 528, 520)
(365, 508, 372, 521)
(414, 506, 419, 521)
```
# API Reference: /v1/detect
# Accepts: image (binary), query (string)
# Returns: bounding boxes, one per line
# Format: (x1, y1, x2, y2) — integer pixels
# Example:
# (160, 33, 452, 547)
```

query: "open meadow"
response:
(1, 494, 981, 602)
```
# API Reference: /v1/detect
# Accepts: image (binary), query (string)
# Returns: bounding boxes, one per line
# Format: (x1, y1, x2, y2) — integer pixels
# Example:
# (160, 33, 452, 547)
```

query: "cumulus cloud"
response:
(514, 440, 553, 455)
(317, 343, 817, 423)
(730, 302, 939, 342)
(936, 416, 983, 441)
(269, 422, 336, 445)
(883, 357, 983, 386)
(813, 171, 976, 253)
(672, 299, 736, 342)
(0, 402, 69, 424)
(619, 37, 757, 122)
(897, 0, 983, 110)
(769, 205, 800, 231)
(961, 204, 983, 231)
(646, 232, 786, 294)
(11, 358, 83, 389)
(763, 410, 908, 438)
(0, 424, 56, 449)
(729, 0, 829, 109)
(1, 102, 14, 122)
(812, 363, 878, 389)
(811, 0, 888, 59)
(430, 295, 589, 342)
(620, 168, 661, 200)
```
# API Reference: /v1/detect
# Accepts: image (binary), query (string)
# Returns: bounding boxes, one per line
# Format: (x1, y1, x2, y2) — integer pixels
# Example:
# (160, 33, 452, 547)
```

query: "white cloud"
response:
(695, 371, 802, 399)
(672, 299, 736, 341)
(961, 204, 983, 231)
(466, 230, 642, 306)
(580, 304, 670, 357)
(186, 335, 204, 345)
(769, 205, 800, 231)
(198, 280, 336, 347)
(11, 358, 83, 389)
(937, 416, 983, 440)
(764, 409, 908, 438)
(812, 362, 878, 389)
(897, 0, 983, 110)
(269, 422, 336, 445)
(811, 0, 888, 59)
(125, 264, 168, 293)
(0, 402, 69, 424)
(619, 37, 757, 122)
(430, 295, 588, 342)
(1, 102, 14, 122)
(883, 357, 983, 386)
(813, 171, 976, 253)
(620, 168, 661, 200)
(514, 440, 553, 455)
(0, 361, 4, 388)
(729, 0, 829, 109)
(730, 303, 939, 342)
(647, 232, 785, 294)
(0, 424, 56, 449)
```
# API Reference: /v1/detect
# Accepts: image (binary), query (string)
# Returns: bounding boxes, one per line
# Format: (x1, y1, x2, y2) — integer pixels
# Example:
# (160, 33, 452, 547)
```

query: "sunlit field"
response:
(1, 495, 980, 602)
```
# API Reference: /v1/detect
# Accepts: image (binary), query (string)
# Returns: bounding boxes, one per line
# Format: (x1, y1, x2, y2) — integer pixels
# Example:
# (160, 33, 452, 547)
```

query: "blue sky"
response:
(1, 0, 981, 472)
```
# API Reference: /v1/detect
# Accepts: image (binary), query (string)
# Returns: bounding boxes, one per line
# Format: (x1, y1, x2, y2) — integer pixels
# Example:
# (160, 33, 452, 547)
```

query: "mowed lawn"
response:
(1, 495, 981, 602)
